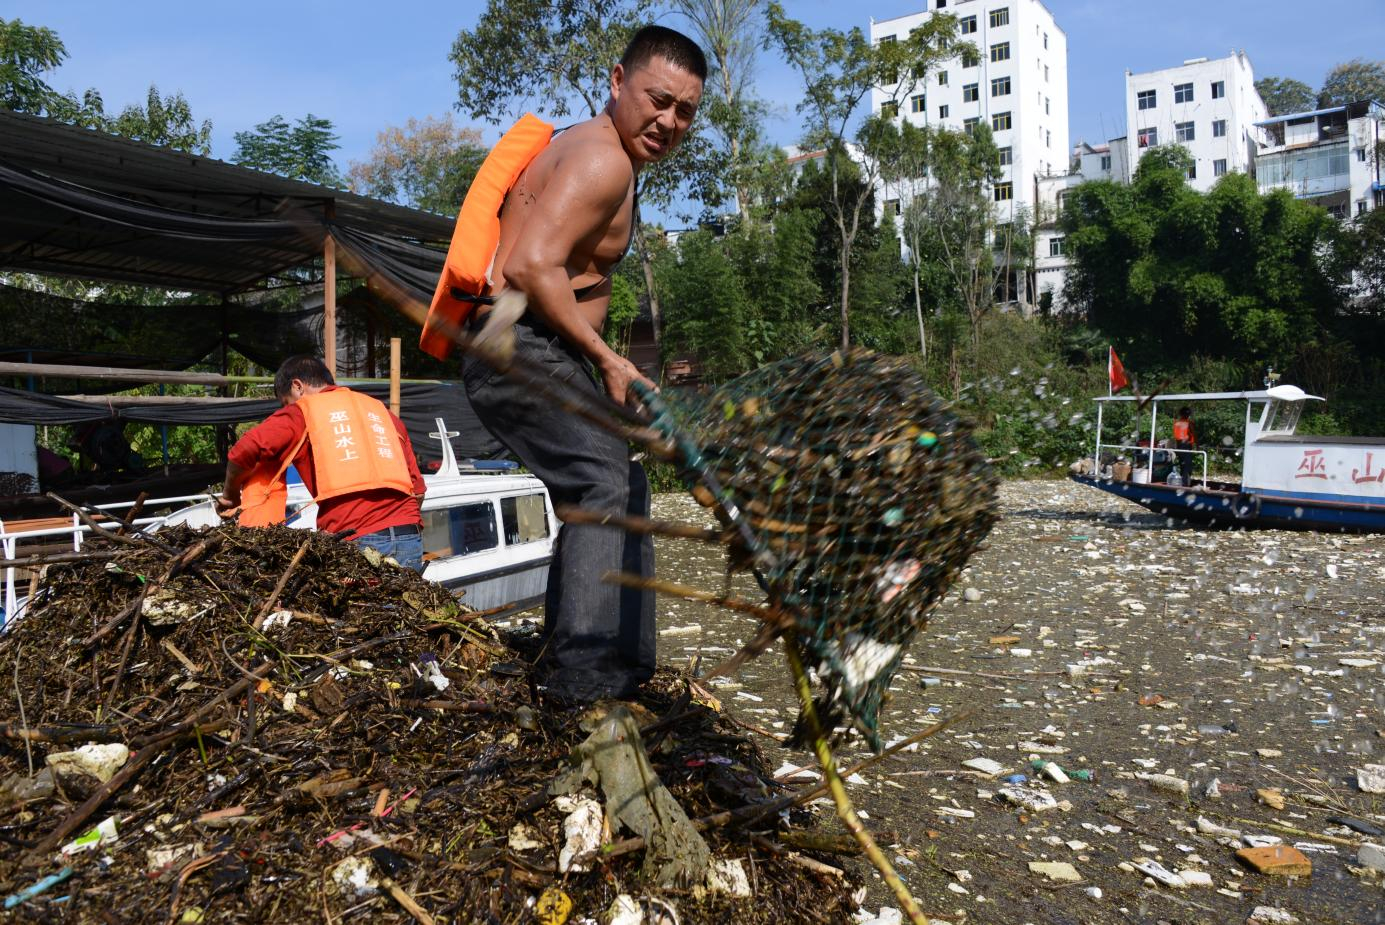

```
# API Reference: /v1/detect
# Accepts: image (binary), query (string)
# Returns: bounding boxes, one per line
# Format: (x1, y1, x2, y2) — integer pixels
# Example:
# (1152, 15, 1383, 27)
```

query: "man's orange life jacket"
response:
(1173, 419, 1194, 444)
(420, 113, 555, 361)
(237, 389, 413, 527)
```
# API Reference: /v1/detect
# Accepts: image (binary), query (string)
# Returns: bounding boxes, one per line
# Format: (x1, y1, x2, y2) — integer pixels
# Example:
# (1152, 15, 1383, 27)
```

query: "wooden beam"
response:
(324, 234, 337, 376)
(389, 337, 401, 417)
(0, 363, 437, 388)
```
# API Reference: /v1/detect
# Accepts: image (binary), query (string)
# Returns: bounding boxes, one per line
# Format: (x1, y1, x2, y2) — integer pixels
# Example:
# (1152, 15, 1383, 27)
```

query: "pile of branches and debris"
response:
(0, 524, 872, 923)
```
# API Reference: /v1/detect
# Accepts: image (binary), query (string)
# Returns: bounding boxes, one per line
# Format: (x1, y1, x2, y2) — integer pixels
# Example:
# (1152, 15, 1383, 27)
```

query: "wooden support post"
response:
(389, 338, 401, 417)
(324, 234, 337, 376)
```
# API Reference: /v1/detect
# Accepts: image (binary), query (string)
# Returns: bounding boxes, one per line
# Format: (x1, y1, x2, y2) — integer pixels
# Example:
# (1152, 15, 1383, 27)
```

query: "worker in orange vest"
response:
(1173, 406, 1197, 486)
(216, 356, 426, 570)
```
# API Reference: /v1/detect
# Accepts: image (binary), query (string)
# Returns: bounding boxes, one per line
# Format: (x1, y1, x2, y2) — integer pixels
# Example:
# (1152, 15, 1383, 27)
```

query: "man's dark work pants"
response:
(462, 319, 655, 701)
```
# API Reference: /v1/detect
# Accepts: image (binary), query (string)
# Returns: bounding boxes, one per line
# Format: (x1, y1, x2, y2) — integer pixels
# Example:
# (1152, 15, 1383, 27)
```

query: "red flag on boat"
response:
(1108, 347, 1129, 394)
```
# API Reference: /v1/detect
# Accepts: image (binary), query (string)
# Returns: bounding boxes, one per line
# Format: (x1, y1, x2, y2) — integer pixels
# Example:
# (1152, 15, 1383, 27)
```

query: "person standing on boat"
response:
(1173, 407, 1197, 485)
(216, 356, 427, 571)
(453, 27, 706, 703)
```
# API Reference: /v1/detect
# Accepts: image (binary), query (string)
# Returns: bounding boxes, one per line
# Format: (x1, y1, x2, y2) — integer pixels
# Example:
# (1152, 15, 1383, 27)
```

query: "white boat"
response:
(1072, 383, 1385, 532)
(2, 418, 555, 626)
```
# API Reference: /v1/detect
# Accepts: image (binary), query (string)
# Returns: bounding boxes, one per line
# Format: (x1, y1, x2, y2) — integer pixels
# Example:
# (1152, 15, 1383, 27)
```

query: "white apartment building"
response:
(1124, 52, 1268, 191)
(869, 0, 1070, 248)
(1254, 100, 1385, 220)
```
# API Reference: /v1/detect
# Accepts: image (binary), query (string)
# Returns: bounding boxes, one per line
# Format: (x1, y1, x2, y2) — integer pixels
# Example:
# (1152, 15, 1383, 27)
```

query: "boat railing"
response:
(1, 493, 215, 628)
(1095, 443, 1209, 485)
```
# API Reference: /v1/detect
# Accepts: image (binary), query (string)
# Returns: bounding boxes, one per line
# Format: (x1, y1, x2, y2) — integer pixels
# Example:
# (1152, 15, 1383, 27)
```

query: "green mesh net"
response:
(644, 350, 999, 751)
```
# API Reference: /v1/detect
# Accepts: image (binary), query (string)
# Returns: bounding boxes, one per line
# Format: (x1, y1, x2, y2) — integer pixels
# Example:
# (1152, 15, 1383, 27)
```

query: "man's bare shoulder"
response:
(547, 119, 634, 203)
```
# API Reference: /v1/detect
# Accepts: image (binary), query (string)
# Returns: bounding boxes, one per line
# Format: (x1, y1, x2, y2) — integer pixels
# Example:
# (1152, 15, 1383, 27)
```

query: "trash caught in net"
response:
(647, 350, 999, 750)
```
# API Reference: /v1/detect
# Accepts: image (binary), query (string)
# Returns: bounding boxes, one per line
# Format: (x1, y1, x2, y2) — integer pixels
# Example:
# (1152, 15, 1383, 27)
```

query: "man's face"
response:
(609, 56, 703, 164)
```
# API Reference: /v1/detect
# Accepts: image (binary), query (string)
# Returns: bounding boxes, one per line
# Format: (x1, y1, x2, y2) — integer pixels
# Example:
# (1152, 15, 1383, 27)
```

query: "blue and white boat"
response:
(1071, 384, 1385, 532)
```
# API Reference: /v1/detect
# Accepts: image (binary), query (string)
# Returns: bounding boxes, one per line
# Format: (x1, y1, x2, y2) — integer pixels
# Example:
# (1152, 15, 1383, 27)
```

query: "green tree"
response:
(901, 125, 1001, 352)
(1318, 58, 1385, 107)
(1255, 76, 1315, 116)
(450, 0, 650, 123)
(1063, 146, 1343, 368)
(671, 0, 766, 223)
(232, 114, 342, 186)
(348, 114, 487, 215)
(870, 117, 932, 356)
(0, 17, 66, 114)
(766, 3, 962, 350)
(658, 228, 752, 380)
(47, 84, 212, 154)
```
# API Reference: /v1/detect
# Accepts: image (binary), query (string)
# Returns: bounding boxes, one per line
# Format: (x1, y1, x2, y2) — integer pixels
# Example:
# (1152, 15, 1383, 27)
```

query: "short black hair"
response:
(620, 25, 707, 83)
(1178, 406, 1192, 417)
(274, 355, 334, 399)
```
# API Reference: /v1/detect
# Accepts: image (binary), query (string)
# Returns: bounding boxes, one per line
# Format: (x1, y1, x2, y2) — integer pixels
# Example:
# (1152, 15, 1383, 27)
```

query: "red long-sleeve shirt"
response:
(229, 386, 425, 540)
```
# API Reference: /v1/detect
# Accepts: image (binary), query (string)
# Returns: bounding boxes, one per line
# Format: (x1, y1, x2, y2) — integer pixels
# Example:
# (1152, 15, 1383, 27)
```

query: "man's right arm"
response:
(217, 408, 302, 512)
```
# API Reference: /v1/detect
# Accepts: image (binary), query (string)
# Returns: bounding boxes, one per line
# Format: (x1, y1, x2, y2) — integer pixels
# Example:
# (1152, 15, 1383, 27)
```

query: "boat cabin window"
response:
(501, 493, 549, 545)
(422, 502, 499, 558)
(1260, 399, 1302, 436)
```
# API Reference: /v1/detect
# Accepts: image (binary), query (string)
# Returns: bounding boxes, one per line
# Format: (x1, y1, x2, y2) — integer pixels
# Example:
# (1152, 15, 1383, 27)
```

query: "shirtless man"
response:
(462, 26, 706, 703)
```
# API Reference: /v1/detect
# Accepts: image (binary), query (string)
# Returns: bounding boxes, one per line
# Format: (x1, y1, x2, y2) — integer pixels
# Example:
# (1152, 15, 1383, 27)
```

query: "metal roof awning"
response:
(1095, 386, 1323, 403)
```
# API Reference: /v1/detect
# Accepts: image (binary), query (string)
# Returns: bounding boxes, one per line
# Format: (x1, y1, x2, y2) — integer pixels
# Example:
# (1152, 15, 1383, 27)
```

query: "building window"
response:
(963, 83, 979, 102)
(959, 15, 976, 34)
(1049, 236, 1064, 257)
(1137, 126, 1158, 148)
(1100, 154, 1112, 170)
(1212, 119, 1227, 138)
(998, 146, 1013, 166)
(1057, 191, 1068, 210)
(994, 182, 1013, 202)
(992, 111, 1012, 131)
(1211, 80, 1225, 99)
(1213, 158, 1227, 176)
(909, 93, 926, 113)
(878, 34, 896, 45)
(938, 70, 949, 86)
(962, 49, 980, 68)
(884, 198, 901, 216)
(1046, 129, 1051, 147)
(964, 116, 979, 135)
(939, 104, 950, 118)
(881, 100, 899, 119)
(1358, 200, 1368, 216)
(989, 7, 1010, 27)
(990, 42, 1010, 62)
(1044, 64, 1049, 81)
(1186, 161, 1197, 180)
(1359, 148, 1368, 162)
(991, 76, 1011, 97)
(1174, 82, 1194, 104)
(1043, 32, 1049, 49)
(1175, 121, 1195, 143)
(1045, 96, 1050, 115)
(1137, 90, 1157, 110)
(936, 0, 945, 6)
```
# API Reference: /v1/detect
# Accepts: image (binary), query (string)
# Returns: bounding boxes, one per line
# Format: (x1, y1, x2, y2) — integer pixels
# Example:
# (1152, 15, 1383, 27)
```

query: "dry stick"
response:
(103, 611, 142, 714)
(896, 663, 1069, 682)
(46, 492, 178, 554)
(0, 550, 119, 568)
(13, 648, 34, 777)
(556, 506, 726, 543)
(380, 877, 436, 925)
(0, 722, 124, 745)
(252, 538, 312, 631)
(782, 637, 928, 925)
(602, 571, 773, 620)
(116, 491, 149, 537)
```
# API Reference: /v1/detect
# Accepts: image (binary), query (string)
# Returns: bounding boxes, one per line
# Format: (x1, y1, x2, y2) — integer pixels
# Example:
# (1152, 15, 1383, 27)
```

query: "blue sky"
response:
(9, 1, 1384, 176)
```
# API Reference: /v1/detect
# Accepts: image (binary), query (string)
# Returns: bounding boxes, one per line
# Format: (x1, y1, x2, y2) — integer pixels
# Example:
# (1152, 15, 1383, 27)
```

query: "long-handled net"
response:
(351, 270, 999, 923)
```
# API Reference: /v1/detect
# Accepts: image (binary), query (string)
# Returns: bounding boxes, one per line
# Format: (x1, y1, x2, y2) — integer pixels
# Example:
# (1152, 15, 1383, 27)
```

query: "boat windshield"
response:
(1260, 399, 1303, 436)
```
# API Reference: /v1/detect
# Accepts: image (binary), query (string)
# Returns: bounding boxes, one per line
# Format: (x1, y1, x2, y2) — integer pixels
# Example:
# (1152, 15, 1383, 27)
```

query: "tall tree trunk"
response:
(635, 227, 664, 384)
(913, 269, 926, 361)
(839, 246, 851, 351)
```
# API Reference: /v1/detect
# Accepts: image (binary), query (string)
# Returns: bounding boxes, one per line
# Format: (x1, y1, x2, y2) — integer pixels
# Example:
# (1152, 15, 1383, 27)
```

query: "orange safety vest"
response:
(420, 113, 555, 360)
(1173, 419, 1193, 443)
(237, 390, 413, 527)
